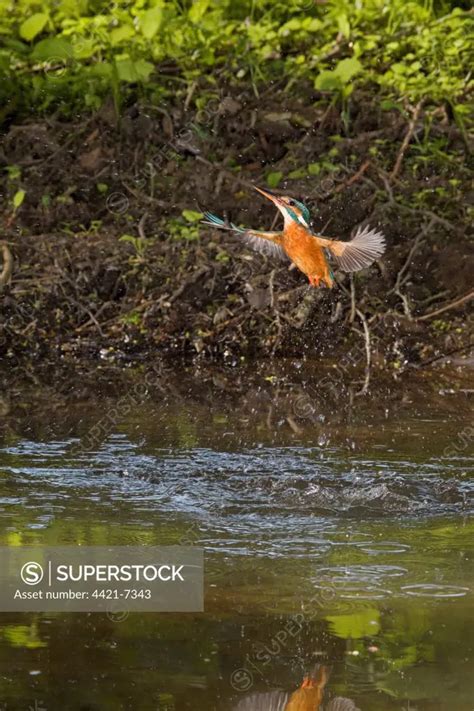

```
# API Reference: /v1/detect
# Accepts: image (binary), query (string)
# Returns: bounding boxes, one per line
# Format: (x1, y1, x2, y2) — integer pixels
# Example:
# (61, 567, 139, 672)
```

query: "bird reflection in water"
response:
(233, 665, 360, 711)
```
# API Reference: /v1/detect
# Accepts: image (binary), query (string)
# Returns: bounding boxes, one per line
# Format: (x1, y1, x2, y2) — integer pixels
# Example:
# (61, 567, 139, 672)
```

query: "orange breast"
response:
(285, 687, 324, 711)
(282, 224, 332, 287)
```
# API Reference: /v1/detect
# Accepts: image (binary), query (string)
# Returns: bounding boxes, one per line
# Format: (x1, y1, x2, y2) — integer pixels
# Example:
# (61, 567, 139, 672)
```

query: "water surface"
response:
(0, 366, 473, 709)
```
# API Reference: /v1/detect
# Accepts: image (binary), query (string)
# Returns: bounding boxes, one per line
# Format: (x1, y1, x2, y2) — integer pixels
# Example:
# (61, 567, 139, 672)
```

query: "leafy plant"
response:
(0, 0, 471, 128)
(119, 233, 148, 258)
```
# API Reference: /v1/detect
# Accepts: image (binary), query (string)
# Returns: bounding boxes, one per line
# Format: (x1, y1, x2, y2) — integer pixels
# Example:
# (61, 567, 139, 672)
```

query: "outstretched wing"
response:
(315, 224, 386, 272)
(202, 211, 288, 262)
(233, 690, 290, 711)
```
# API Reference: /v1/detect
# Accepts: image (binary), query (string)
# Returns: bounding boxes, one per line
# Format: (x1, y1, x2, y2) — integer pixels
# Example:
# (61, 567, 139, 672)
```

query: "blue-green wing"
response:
(202, 212, 246, 233)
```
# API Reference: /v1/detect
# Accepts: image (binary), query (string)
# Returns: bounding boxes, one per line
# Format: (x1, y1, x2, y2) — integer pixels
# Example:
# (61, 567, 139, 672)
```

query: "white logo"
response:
(21, 562, 44, 586)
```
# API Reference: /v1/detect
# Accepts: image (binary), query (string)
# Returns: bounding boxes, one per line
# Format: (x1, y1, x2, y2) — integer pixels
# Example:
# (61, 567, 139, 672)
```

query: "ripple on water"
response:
(359, 542, 411, 555)
(401, 583, 470, 598)
(1, 441, 473, 526)
(311, 581, 393, 601)
(316, 565, 409, 581)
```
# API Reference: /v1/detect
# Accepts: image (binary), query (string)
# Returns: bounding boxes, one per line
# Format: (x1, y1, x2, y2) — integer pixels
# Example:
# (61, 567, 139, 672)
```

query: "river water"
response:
(0, 364, 472, 710)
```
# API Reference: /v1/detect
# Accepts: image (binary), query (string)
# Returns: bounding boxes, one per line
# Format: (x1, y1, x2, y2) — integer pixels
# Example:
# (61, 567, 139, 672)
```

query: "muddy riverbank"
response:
(1, 89, 472, 374)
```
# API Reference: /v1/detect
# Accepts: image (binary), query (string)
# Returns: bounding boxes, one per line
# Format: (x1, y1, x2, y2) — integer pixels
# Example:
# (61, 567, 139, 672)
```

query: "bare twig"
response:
(276, 284, 307, 304)
(184, 81, 198, 112)
(213, 170, 226, 197)
(330, 300, 343, 323)
(0, 242, 13, 288)
(415, 342, 474, 368)
(416, 289, 474, 321)
(349, 274, 356, 324)
(390, 99, 424, 181)
(124, 184, 166, 207)
(375, 167, 395, 203)
(334, 160, 371, 193)
(397, 204, 458, 232)
(165, 266, 210, 306)
(59, 287, 105, 336)
(389, 217, 435, 317)
(138, 212, 148, 240)
(194, 155, 255, 190)
(268, 268, 276, 309)
(286, 415, 302, 434)
(355, 308, 371, 395)
(75, 301, 113, 334)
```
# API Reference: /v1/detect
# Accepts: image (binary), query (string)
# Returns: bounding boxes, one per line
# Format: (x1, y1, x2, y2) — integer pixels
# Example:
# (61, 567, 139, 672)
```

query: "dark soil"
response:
(1, 85, 472, 382)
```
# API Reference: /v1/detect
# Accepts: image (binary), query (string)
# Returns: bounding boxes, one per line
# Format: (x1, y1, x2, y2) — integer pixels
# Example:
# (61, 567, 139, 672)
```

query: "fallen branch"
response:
(416, 289, 474, 321)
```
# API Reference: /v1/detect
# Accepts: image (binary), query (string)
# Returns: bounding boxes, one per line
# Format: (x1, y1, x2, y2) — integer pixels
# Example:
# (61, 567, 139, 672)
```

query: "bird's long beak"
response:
(253, 185, 284, 207)
(253, 186, 291, 223)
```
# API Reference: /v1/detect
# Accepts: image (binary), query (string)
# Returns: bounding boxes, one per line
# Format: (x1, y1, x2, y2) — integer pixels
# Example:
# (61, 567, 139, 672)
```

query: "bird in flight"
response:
(202, 187, 385, 288)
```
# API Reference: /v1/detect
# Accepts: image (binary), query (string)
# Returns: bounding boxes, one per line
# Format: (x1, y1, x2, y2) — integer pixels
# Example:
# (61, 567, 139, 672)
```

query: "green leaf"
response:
(334, 57, 362, 83)
(110, 25, 135, 46)
(315, 58, 362, 92)
(90, 62, 113, 78)
(6, 165, 21, 180)
(31, 37, 72, 61)
(115, 59, 154, 83)
(141, 7, 163, 39)
(307, 163, 320, 175)
(3, 38, 30, 55)
(288, 168, 307, 179)
(189, 0, 210, 23)
(337, 13, 350, 38)
(315, 70, 342, 92)
(19, 13, 48, 42)
(182, 209, 203, 222)
(453, 103, 471, 116)
(73, 39, 95, 60)
(13, 189, 26, 210)
(119, 234, 136, 242)
(122, 311, 142, 326)
(380, 99, 402, 111)
(266, 171, 283, 188)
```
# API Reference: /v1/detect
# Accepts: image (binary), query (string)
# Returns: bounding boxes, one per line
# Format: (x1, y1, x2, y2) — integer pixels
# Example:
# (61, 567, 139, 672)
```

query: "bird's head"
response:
(254, 186, 311, 229)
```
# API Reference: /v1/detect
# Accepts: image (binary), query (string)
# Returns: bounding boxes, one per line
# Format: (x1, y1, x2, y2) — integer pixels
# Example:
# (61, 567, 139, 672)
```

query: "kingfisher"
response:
(233, 665, 359, 711)
(202, 187, 385, 288)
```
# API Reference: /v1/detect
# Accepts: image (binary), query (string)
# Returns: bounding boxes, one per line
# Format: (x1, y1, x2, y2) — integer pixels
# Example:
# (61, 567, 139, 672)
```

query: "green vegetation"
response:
(1, 0, 472, 124)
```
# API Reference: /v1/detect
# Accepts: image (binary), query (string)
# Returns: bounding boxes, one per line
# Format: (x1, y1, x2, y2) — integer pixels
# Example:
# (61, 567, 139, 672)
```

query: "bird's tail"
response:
(202, 211, 246, 233)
